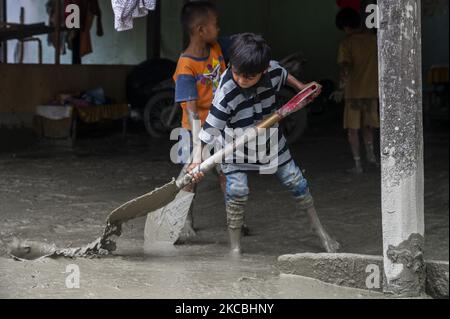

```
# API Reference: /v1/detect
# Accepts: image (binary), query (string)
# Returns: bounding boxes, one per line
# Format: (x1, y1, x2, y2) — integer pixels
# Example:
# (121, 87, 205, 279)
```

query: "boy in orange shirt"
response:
(172, 1, 230, 240)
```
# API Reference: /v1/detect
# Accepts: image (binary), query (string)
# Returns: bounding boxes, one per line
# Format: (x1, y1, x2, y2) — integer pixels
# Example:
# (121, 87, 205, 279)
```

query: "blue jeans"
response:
(224, 160, 314, 229)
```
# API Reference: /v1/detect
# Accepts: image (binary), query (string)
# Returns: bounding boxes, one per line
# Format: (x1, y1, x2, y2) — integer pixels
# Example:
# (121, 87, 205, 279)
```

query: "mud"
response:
(7, 238, 57, 261)
(386, 233, 426, 295)
(278, 253, 448, 298)
(107, 180, 180, 225)
(278, 253, 386, 292)
(0, 121, 447, 298)
(425, 261, 450, 299)
(7, 221, 120, 260)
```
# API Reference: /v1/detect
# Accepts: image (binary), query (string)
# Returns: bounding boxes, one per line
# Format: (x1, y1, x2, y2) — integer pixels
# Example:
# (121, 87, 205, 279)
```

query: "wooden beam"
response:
(0, 23, 53, 41)
(0, 23, 67, 42)
(378, 0, 425, 296)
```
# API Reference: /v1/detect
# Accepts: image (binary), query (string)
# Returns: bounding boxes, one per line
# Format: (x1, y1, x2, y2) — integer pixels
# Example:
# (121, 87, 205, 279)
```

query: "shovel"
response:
(105, 83, 320, 245)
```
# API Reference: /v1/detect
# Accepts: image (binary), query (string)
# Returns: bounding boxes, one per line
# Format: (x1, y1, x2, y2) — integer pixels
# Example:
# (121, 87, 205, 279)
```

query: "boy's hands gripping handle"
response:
(176, 83, 320, 189)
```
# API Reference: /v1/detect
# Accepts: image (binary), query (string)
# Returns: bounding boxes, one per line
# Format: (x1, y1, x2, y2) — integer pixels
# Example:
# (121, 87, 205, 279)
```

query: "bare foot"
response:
(319, 233, 341, 253)
(228, 228, 242, 258)
(229, 247, 242, 259)
(367, 159, 380, 168)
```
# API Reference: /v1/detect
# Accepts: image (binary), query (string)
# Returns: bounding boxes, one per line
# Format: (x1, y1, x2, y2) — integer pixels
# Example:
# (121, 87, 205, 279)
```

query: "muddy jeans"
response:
(224, 160, 314, 229)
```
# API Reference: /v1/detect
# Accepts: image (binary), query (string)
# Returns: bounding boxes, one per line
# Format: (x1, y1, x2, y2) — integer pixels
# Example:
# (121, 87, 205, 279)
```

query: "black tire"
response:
(143, 90, 181, 138)
(144, 87, 307, 142)
(126, 58, 177, 109)
(279, 87, 308, 144)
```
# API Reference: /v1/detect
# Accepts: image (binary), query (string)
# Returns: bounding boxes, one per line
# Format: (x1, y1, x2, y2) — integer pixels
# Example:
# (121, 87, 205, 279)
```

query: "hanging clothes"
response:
(111, 0, 156, 31)
(46, 0, 67, 54)
(66, 0, 103, 58)
(46, 0, 103, 60)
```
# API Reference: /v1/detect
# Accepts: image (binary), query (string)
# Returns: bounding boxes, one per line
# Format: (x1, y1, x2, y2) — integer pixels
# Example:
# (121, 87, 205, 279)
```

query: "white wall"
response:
(160, 0, 183, 61)
(5, 1, 449, 73)
(6, 0, 147, 65)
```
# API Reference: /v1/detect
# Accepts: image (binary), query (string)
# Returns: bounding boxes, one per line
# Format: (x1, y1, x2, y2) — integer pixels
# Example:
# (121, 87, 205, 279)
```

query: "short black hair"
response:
(228, 33, 272, 77)
(335, 8, 362, 30)
(181, 1, 217, 34)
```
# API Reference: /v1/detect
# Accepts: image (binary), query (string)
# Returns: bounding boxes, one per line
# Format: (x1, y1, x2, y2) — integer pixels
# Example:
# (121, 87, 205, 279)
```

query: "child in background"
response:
(172, 1, 230, 240)
(334, 8, 380, 174)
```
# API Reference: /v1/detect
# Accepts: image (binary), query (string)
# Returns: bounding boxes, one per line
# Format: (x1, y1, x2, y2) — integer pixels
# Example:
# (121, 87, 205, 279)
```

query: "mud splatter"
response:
(386, 233, 426, 296)
(8, 222, 121, 260)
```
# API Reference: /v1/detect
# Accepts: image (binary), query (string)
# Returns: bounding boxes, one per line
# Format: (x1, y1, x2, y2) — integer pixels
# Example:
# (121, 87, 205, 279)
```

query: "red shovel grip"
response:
(276, 83, 319, 119)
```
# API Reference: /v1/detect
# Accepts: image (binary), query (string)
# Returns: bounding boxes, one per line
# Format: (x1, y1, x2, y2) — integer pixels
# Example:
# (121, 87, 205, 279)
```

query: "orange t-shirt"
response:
(173, 42, 227, 130)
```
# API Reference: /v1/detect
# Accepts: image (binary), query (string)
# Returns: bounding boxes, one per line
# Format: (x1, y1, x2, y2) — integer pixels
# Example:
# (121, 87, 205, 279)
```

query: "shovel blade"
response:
(144, 190, 195, 247)
(107, 180, 180, 225)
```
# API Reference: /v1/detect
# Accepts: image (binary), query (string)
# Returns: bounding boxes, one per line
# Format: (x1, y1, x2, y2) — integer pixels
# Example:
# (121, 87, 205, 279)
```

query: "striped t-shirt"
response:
(199, 61, 293, 174)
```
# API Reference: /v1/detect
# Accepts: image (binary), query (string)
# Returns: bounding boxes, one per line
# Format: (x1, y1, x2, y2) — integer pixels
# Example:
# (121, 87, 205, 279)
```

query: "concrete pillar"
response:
(378, 0, 426, 296)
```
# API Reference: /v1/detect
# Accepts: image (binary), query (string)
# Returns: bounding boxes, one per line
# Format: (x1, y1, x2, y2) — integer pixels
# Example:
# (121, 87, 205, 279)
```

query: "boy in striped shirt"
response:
(190, 33, 340, 256)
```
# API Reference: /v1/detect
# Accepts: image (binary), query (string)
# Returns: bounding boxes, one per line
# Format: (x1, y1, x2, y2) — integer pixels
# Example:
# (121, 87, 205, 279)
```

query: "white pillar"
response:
(378, 0, 426, 296)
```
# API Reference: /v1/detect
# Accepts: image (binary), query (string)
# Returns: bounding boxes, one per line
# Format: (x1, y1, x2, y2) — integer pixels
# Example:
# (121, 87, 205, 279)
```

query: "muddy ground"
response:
(0, 117, 448, 299)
